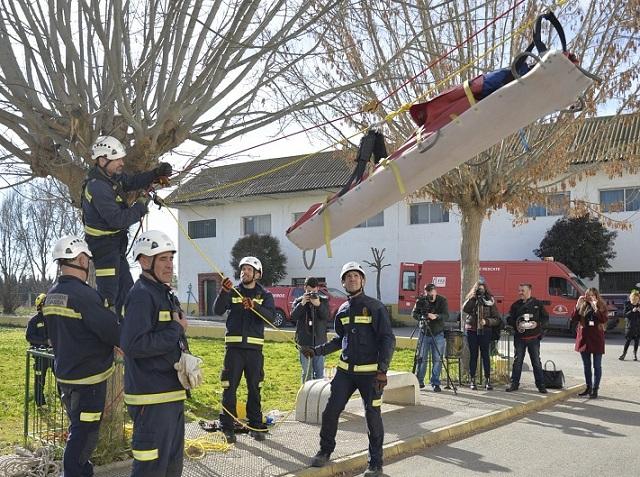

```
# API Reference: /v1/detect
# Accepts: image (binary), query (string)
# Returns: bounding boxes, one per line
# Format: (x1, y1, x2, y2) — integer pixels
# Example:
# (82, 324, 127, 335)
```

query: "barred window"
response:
(188, 219, 216, 239)
(409, 202, 449, 224)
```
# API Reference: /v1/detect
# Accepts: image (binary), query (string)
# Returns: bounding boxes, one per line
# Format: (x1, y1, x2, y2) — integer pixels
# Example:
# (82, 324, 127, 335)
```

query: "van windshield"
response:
(571, 276, 588, 293)
(549, 276, 579, 298)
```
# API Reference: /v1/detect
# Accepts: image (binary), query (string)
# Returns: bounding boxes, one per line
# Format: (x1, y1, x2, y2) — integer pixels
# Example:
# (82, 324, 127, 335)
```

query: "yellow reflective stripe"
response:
(36, 322, 45, 328)
(35, 371, 43, 375)
(132, 449, 159, 461)
(57, 365, 114, 385)
(372, 399, 382, 407)
(115, 196, 123, 203)
(158, 311, 171, 321)
(95, 268, 116, 277)
(258, 381, 263, 388)
(84, 187, 92, 202)
(246, 337, 264, 345)
(221, 380, 230, 388)
(84, 225, 120, 237)
(340, 317, 350, 325)
(80, 411, 102, 422)
(463, 79, 477, 106)
(225, 336, 242, 343)
(253, 298, 264, 305)
(338, 359, 378, 373)
(231, 297, 243, 303)
(354, 315, 372, 324)
(124, 390, 187, 405)
(43, 305, 82, 320)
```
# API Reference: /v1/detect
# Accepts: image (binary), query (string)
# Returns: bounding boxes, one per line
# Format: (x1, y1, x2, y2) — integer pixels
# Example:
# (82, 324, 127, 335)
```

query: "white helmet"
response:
(132, 231, 176, 260)
(239, 256, 262, 274)
(340, 261, 366, 280)
(52, 235, 92, 261)
(91, 135, 126, 161)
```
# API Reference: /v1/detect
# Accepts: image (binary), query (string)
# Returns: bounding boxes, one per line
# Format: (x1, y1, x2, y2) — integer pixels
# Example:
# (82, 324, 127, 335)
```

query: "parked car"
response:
(266, 285, 348, 327)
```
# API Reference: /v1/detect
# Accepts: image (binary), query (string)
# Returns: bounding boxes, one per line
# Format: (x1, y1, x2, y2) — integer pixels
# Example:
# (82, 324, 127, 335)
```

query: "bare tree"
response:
(364, 247, 391, 300)
(0, 192, 29, 313)
(0, 0, 384, 203)
(282, 0, 640, 305)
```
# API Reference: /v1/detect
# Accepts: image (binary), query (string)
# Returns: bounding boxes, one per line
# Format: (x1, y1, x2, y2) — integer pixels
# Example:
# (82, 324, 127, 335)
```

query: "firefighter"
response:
(121, 230, 201, 477)
(82, 135, 172, 315)
(43, 236, 120, 477)
(214, 256, 275, 444)
(25, 293, 50, 407)
(302, 262, 396, 477)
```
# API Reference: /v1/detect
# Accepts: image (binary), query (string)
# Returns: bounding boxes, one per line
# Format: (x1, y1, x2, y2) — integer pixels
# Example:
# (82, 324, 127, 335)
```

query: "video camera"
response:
(475, 288, 484, 297)
(305, 292, 319, 299)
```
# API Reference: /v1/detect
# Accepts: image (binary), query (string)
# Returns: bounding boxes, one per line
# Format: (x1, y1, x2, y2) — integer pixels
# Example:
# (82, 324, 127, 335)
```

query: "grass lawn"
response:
(0, 326, 416, 454)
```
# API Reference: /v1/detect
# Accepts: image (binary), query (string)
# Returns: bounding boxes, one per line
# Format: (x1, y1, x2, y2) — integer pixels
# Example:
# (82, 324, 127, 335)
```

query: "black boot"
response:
(505, 383, 519, 392)
(619, 353, 626, 361)
(470, 377, 477, 390)
(222, 428, 236, 444)
(485, 377, 493, 391)
(634, 351, 638, 361)
(578, 386, 591, 397)
(589, 388, 599, 399)
(311, 451, 331, 467)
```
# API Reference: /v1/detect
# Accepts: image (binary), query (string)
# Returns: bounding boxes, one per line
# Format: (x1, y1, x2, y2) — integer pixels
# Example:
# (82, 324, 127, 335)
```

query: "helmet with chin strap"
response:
(52, 235, 92, 276)
(91, 136, 126, 161)
(340, 261, 366, 281)
(132, 231, 176, 283)
(239, 256, 262, 275)
(35, 293, 47, 309)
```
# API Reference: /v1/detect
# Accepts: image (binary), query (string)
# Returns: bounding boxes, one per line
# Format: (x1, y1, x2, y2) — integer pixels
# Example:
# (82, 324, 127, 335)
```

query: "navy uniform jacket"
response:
(43, 276, 120, 384)
(506, 297, 549, 340)
(26, 311, 49, 347)
(318, 293, 396, 374)
(120, 276, 187, 406)
(81, 166, 155, 244)
(214, 282, 275, 350)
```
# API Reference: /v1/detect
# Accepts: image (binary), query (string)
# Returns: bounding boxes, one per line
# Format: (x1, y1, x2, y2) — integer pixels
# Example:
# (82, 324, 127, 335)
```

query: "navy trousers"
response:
(220, 347, 265, 430)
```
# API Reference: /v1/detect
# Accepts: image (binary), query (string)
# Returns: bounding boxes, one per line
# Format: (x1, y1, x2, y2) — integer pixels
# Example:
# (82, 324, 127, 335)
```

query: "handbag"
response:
(543, 360, 565, 389)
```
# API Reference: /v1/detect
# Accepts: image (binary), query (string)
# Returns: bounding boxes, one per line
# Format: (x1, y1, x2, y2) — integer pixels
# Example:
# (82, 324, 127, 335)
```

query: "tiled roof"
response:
(168, 112, 639, 206)
(167, 149, 353, 205)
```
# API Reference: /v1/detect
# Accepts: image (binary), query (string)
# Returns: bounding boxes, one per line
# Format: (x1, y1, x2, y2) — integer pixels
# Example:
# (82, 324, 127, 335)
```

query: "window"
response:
(409, 202, 449, 224)
(600, 187, 640, 212)
(526, 192, 569, 218)
(599, 271, 640, 293)
(292, 277, 327, 287)
(549, 277, 578, 299)
(356, 211, 384, 228)
(402, 271, 417, 291)
(242, 214, 271, 235)
(327, 287, 348, 299)
(188, 219, 216, 239)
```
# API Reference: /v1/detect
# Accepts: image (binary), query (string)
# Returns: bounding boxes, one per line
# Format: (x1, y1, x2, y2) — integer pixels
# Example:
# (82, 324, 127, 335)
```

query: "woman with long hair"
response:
(620, 290, 640, 361)
(571, 287, 608, 399)
(462, 281, 501, 390)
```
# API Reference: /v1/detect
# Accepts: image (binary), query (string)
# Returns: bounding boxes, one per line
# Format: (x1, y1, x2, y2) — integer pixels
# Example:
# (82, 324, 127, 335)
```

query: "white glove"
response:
(174, 352, 204, 389)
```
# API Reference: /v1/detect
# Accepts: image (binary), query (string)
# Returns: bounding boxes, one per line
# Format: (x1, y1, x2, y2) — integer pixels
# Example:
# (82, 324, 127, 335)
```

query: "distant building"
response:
(168, 114, 640, 315)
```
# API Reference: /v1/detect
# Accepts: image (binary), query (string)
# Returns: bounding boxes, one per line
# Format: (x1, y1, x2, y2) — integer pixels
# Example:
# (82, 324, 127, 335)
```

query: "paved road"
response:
(350, 334, 640, 477)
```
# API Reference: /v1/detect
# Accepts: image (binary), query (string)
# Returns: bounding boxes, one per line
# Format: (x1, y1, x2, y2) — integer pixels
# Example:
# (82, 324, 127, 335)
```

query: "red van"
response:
(398, 259, 614, 332)
(266, 286, 348, 327)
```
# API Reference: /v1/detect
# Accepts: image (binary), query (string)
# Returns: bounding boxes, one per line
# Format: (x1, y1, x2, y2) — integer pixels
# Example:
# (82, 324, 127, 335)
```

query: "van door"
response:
(398, 263, 420, 314)
(547, 276, 579, 329)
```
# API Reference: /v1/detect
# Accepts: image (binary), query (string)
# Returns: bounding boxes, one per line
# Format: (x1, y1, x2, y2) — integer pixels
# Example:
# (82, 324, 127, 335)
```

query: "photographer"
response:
(505, 284, 549, 393)
(292, 277, 330, 382)
(462, 281, 501, 391)
(411, 284, 448, 391)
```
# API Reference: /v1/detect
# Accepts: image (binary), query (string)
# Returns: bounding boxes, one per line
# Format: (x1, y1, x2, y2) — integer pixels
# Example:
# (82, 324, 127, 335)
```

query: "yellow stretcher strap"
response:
(322, 198, 333, 258)
(463, 79, 477, 106)
(379, 158, 406, 195)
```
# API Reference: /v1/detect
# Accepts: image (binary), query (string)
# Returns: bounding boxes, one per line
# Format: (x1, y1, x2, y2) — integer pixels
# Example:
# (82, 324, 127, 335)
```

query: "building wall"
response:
(175, 171, 640, 309)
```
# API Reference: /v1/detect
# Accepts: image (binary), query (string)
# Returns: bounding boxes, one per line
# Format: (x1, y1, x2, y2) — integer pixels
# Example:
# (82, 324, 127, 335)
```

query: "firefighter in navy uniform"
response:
(214, 256, 275, 444)
(303, 262, 396, 477)
(121, 231, 202, 477)
(43, 236, 120, 477)
(25, 293, 50, 407)
(82, 135, 172, 315)
(505, 283, 549, 393)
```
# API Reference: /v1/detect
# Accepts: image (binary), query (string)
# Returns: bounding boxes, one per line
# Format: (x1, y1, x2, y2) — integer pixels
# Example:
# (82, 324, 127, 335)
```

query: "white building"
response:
(169, 114, 640, 315)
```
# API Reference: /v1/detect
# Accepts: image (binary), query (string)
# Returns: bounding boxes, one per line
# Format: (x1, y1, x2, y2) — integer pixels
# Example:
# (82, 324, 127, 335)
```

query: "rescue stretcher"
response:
(286, 48, 595, 253)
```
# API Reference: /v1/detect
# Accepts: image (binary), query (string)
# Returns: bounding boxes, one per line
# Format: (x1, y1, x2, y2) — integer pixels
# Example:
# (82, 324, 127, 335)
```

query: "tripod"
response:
(185, 283, 198, 317)
(412, 318, 457, 394)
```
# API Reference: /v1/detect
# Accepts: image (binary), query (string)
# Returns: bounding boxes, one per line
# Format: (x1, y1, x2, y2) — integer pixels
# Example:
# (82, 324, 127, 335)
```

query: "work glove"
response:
(221, 277, 233, 293)
(300, 346, 316, 358)
(373, 370, 387, 394)
(135, 195, 150, 208)
(242, 297, 254, 310)
(154, 162, 172, 178)
(174, 352, 204, 390)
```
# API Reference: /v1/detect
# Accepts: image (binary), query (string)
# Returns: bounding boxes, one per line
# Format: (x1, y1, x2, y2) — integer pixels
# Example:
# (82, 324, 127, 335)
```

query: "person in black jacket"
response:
(411, 284, 448, 391)
(25, 293, 50, 407)
(121, 230, 199, 477)
(303, 261, 395, 477)
(44, 236, 120, 477)
(462, 281, 501, 391)
(505, 284, 549, 393)
(620, 290, 640, 361)
(214, 256, 275, 444)
(292, 277, 329, 382)
(82, 135, 172, 316)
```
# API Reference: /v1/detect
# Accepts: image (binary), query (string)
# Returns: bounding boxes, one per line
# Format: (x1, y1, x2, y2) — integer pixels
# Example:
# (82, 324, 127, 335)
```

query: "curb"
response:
(288, 383, 584, 477)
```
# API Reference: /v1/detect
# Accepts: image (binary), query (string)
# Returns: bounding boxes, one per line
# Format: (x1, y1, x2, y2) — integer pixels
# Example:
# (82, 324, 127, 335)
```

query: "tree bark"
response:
(459, 203, 484, 309)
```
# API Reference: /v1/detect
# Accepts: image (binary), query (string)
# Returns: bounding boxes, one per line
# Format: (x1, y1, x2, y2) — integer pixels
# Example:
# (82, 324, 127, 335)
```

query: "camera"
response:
(475, 289, 484, 297)
(306, 292, 319, 299)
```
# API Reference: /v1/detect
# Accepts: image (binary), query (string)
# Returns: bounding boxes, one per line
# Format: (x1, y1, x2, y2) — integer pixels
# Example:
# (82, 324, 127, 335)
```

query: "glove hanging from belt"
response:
(174, 352, 204, 390)
(373, 370, 387, 393)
